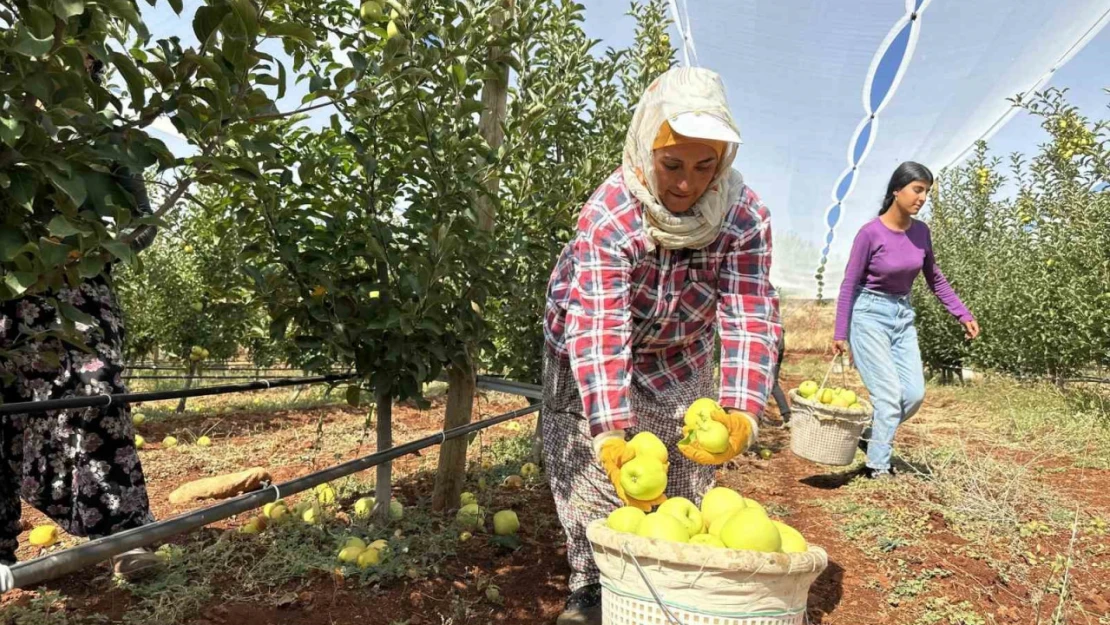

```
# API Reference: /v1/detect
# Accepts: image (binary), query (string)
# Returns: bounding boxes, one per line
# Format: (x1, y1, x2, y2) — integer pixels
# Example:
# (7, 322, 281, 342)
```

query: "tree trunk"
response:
(373, 390, 393, 524)
(530, 396, 543, 465)
(432, 363, 476, 512)
(475, 2, 511, 232)
(175, 361, 197, 413)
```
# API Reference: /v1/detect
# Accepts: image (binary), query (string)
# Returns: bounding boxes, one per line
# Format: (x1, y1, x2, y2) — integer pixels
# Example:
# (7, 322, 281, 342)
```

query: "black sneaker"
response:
(864, 467, 895, 481)
(557, 583, 602, 625)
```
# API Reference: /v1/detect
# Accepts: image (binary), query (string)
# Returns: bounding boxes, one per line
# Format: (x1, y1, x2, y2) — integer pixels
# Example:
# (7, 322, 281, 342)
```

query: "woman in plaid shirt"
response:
(541, 67, 782, 624)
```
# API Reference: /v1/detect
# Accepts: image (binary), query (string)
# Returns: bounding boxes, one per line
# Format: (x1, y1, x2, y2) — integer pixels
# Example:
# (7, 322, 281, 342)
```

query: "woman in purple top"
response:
(832, 162, 980, 479)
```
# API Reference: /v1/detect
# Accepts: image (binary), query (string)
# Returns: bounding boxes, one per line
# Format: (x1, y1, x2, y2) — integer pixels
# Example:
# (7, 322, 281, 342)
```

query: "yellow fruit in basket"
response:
(798, 381, 818, 398)
(636, 512, 689, 543)
(773, 521, 808, 553)
(29, 525, 59, 547)
(720, 508, 782, 552)
(689, 533, 726, 548)
(831, 395, 852, 408)
(627, 432, 669, 464)
(848, 402, 863, 411)
(839, 390, 858, 405)
(708, 510, 741, 538)
(684, 398, 721, 427)
(818, 389, 835, 404)
(657, 497, 704, 536)
(740, 497, 766, 516)
(607, 506, 647, 533)
(619, 457, 667, 500)
(700, 487, 746, 527)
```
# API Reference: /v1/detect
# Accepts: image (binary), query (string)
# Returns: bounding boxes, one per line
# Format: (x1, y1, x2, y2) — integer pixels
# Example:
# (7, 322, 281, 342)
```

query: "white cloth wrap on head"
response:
(622, 67, 744, 251)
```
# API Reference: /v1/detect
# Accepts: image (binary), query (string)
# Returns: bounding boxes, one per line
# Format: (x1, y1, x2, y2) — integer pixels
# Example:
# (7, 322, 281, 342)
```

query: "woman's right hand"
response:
(833, 340, 848, 356)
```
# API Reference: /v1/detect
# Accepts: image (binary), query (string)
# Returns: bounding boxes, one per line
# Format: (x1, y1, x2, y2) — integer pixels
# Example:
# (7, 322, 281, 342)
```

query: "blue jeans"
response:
(849, 289, 926, 472)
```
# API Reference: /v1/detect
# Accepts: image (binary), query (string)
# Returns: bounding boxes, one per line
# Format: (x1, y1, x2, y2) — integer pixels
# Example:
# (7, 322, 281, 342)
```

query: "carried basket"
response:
(587, 520, 828, 625)
(788, 355, 873, 466)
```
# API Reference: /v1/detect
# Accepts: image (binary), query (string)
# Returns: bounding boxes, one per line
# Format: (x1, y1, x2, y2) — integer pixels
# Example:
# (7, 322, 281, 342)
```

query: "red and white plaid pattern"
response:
(544, 169, 782, 437)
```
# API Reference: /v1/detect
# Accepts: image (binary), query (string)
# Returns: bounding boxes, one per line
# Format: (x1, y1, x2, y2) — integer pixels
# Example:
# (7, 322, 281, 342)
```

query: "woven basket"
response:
(588, 520, 828, 625)
(788, 390, 872, 466)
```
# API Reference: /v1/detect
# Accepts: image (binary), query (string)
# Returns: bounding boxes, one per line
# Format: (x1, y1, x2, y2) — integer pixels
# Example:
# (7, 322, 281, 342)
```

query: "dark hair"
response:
(879, 161, 933, 216)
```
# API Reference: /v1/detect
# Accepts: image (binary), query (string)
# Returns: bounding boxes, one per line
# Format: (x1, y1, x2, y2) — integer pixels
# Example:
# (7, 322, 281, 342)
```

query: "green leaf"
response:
(77, 256, 103, 279)
(0, 118, 24, 147)
(44, 169, 87, 206)
(451, 63, 467, 88)
(265, 21, 315, 44)
(57, 301, 96, 326)
(38, 237, 71, 267)
(53, 0, 85, 19)
(3, 272, 37, 296)
(0, 230, 27, 262)
(109, 52, 146, 111)
(6, 170, 36, 209)
(276, 59, 286, 99)
(102, 239, 133, 264)
(13, 28, 53, 58)
(228, 0, 259, 39)
(168, 0, 182, 14)
(193, 5, 230, 44)
(47, 215, 84, 237)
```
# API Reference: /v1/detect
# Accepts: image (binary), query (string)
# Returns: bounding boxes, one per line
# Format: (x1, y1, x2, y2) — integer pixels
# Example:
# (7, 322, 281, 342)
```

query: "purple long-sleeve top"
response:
(834, 218, 972, 341)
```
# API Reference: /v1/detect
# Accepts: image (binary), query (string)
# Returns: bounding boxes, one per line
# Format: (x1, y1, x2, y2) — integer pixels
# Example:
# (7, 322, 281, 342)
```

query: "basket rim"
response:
(600, 581, 809, 618)
(587, 519, 829, 575)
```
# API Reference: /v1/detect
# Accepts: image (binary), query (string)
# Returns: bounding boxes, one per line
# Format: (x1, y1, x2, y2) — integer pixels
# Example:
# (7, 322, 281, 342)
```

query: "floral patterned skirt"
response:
(0, 275, 153, 563)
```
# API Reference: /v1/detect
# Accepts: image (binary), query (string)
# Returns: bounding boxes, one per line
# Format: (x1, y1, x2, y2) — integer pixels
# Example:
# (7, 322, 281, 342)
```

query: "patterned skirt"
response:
(0, 275, 153, 563)
(541, 350, 717, 590)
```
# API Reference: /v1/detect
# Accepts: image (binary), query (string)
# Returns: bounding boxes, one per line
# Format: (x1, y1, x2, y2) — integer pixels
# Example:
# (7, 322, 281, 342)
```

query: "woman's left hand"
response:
(963, 319, 980, 340)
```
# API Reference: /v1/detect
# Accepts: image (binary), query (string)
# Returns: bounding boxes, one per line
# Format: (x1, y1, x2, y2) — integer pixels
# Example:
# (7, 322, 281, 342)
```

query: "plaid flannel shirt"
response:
(544, 169, 782, 437)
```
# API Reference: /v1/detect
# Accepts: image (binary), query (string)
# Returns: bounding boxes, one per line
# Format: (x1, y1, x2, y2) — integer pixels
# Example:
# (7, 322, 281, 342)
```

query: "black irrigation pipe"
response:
(0, 375, 356, 416)
(122, 375, 321, 382)
(1, 401, 541, 591)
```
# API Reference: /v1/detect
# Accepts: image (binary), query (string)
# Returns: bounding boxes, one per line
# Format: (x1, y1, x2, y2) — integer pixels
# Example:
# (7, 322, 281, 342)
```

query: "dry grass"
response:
(781, 296, 837, 354)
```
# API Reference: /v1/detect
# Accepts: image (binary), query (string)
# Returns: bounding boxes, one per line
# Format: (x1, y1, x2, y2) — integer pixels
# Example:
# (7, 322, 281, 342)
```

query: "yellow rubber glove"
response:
(677, 405, 758, 466)
(593, 430, 668, 511)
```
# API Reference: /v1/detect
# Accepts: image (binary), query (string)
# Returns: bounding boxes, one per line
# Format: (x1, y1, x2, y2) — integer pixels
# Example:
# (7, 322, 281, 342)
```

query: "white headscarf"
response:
(622, 67, 744, 250)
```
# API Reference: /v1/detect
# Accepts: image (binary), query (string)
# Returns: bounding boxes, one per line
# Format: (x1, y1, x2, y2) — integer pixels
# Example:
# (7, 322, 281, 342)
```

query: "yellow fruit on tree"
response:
(359, 0, 383, 21)
(386, 20, 400, 40)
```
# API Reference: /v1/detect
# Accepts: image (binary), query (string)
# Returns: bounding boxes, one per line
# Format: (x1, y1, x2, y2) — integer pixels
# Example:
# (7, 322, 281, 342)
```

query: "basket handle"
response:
(816, 354, 845, 396)
(620, 543, 688, 625)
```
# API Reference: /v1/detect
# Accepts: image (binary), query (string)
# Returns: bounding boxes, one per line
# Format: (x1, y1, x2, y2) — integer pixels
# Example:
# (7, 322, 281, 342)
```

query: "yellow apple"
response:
(695, 420, 730, 453)
(684, 398, 721, 428)
(162, 436, 178, 448)
(263, 501, 286, 518)
(134, 435, 145, 449)
(359, 0, 383, 22)
(700, 487, 746, 527)
(831, 395, 852, 408)
(707, 510, 741, 538)
(389, 500, 404, 520)
(740, 497, 767, 516)
(503, 475, 524, 490)
(456, 503, 484, 530)
(657, 497, 704, 536)
(132, 413, 145, 426)
(338, 545, 364, 563)
(818, 389, 835, 405)
(493, 510, 519, 536)
(353, 497, 375, 518)
(357, 547, 381, 569)
(627, 432, 669, 464)
(459, 492, 477, 507)
(607, 506, 647, 533)
(636, 512, 689, 543)
(689, 533, 726, 548)
(773, 521, 808, 553)
(619, 457, 667, 501)
(798, 381, 819, 398)
(839, 390, 858, 405)
(848, 402, 863, 411)
(343, 537, 367, 551)
(29, 525, 58, 547)
(197, 435, 212, 447)
(520, 463, 539, 478)
(719, 508, 782, 552)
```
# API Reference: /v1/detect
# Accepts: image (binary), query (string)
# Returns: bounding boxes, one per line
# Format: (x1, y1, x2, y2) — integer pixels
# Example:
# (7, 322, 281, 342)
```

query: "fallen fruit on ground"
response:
(503, 475, 524, 490)
(353, 497, 375, 518)
(759, 448, 773, 460)
(29, 525, 58, 547)
(457, 504, 485, 530)
(162, 436, 178, 448)
(460, 492, 477, 506)
(357, 548, 381, 568)
(520, 462, 539, 478)
(493, 510, 520, 536)
(132, 413, 145, 426)
(197, 435, 212, 447)
(134, 435, 145, 449)
(389, 500, 404, 520)
(338, 545, 364, 563)
(314, 484, 337, 505)
(459, 531, 472, 542)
